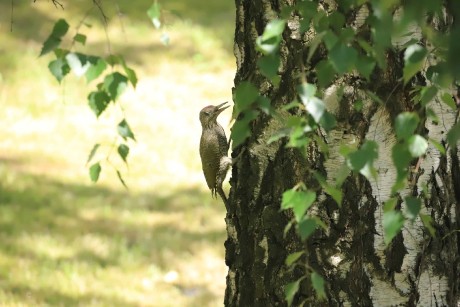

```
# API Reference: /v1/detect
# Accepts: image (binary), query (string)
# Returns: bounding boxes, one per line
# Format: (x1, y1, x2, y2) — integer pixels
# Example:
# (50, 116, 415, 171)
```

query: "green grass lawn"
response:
(0, 0, 235, 306)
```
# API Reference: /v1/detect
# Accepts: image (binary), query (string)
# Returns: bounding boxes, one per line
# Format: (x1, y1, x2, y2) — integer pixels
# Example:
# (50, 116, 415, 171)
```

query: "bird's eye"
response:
(204, 111, 210, 115)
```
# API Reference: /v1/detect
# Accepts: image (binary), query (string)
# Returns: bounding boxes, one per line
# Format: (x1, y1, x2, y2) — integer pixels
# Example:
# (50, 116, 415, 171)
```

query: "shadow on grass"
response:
(0, 157, 227, 306)
(1, 282, 141, 307)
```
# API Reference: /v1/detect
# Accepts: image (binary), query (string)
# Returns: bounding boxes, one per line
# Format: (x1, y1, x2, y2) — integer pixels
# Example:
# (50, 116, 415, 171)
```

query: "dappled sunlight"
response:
(0, 0, 234, 305)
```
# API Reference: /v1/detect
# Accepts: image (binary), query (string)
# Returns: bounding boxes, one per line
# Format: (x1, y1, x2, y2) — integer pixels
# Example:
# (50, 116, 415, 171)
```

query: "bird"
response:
(199, 102, 232, 206)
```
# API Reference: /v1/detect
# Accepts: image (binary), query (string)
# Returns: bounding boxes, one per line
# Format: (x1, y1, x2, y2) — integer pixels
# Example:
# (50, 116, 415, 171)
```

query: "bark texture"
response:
(225, 1, 460, 306)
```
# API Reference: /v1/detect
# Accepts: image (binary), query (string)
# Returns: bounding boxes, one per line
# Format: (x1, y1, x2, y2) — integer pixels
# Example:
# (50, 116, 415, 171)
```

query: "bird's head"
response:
(199, 102, 229, 128)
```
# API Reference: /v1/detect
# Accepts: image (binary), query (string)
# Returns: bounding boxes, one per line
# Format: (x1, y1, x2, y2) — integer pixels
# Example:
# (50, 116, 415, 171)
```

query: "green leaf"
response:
(284, 220, 294, 238)
(447, 122, 460, 147)
(116, 170, 128, 189)
(391, 174, 408, 195)
(354, 100, 364, 112)
(316, 60, 336, 88)
(426, 64, 453, 88)
(383, 210, 405, 245)
(395, 112, 420, 140)
(286, 127, 309, 149)
(256, 96, 274, 115)
(419, 86, 438, 106)
(297, 84, 325, 124)
(234, 82, 259, 115)
(407, 135, 428, 157)
(268, 128, 290, 144)
(122, 64, 138, 88)
(285, 279, 301, 306)
(85, 57, 107, 83)
(347, 140, 378, 180)
(285, 251, 304, 266)
(426, 107, 439, 124)
(329, 43, 358, 74)
(324, 185, 343, 206)
(258, 55, 280, 82)
(339, 27, 355, 44)
(428, 138, 446, 155)
(147, 1, 162, 28)
(298, 218, 317, 241)
(313, 172, 344, 207)
(117, 119, 136, 141)
(282, 189, 306, 209)
(404, 196, 421, 221)
(103, 72, 128, 101)
(230, 111, 259, 149)
(357, 38, 373, 55)
(87, 143, 100, 164)
(307, 31, 327, 62)
(440, 93, 457, 111)
(313, 10, 328, 32)
(40, 19, 69, 56)
(89, 162, 101, 182)
(73, 33, 86, 45)
(391, 143, 413, 171)
(256, 19, 286, 54)
(284, 190, 316, 223)
(305, 97, 325, 123)
(282, 100, 302, 111)
(371, 11, 392, 49)
(366, 90, 384, 104)
(48, 57, 70, 83)
(298, 83, 316, 98)
(66, 52, 90, 77)
(116, 56, 138, 88)
(118, 144, 129, 163)
(231, 120, 251, 149)
(311, 272, 326, 299)
(329, 11, 345, 31)
(106, 54, 121, 66)
(88, 91, 110, 117)
(53, 48, 69, 58)
(420, 213, 435, 237)
(356, 56, 376, 80)
(297, 1, 316, 33)
(403, 44, 428, 84)
(319, 111, 337, 132)
(334, 163, 351, 187)
(383, 198, 398, 212)
(323, 31, 339, 50)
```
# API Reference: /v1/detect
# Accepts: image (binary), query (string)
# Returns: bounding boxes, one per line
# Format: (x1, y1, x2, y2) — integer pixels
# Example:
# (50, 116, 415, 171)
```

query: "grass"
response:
(0, 0, 235, 306)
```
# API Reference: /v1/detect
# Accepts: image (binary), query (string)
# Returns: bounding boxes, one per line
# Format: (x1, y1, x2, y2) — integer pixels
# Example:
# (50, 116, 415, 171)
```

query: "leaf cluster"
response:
(41, 18, 138, 187)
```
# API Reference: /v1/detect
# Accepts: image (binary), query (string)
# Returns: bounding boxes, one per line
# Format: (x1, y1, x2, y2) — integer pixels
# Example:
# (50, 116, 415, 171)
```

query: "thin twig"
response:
(93, 0, 108, 24)
(91, 0, 112, 58)
(10, 0, 13, 32)
(70, 6, 94, 49)
(116, 2, 127, 41)
(32, 0, 64, 9)
(51, 0, 64, 9)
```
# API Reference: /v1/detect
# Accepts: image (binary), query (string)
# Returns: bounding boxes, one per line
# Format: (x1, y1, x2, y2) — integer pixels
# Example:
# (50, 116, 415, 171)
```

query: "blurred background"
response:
(0, 0, 235, 306)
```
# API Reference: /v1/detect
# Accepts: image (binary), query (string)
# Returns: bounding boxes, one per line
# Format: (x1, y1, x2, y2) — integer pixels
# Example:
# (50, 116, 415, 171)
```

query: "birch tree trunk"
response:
(224, 1, 460, 306)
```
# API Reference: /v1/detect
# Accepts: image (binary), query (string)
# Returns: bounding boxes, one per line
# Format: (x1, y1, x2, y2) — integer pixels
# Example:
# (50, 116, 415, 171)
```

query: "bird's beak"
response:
(214, 102, 229, 115)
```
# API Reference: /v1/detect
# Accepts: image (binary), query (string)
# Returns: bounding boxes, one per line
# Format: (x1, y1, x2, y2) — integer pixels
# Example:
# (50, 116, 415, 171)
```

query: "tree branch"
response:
(32, 0, 64, 10)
